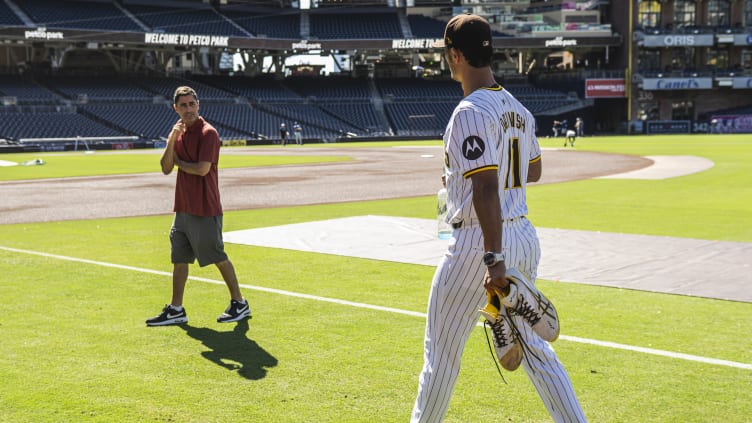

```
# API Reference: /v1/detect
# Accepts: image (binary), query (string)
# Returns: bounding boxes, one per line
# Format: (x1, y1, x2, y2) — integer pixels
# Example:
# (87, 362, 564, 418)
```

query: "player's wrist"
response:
(483, 252, 505, 267)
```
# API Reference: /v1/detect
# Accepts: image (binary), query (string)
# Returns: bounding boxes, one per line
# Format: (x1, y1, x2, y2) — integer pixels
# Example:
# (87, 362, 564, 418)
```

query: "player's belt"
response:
(452, 216, 526, 229)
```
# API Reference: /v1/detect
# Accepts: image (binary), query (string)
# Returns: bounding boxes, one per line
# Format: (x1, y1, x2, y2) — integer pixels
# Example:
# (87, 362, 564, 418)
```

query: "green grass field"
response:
(1, 135, 750, 422)
(0, 150, 351, 181)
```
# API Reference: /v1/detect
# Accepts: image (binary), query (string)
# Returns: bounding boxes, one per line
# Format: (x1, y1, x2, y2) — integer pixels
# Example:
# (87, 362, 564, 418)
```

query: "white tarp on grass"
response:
(224, 215, 751, 303)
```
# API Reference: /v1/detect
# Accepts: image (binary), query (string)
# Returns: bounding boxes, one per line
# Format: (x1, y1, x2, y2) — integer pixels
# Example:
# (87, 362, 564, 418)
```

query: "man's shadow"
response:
(179, 319, 277, 380)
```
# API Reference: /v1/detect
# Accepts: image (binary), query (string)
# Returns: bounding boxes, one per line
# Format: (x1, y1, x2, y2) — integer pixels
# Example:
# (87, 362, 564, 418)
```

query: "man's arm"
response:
(470, 169, 508, 294)
(527, 156, 542, 182)
(173, 158, 211, 177)
(160, 121, 184, 175)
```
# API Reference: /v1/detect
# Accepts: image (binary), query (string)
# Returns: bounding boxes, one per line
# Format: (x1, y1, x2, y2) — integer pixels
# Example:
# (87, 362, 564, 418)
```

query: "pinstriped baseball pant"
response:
(411, 218, 587, 423)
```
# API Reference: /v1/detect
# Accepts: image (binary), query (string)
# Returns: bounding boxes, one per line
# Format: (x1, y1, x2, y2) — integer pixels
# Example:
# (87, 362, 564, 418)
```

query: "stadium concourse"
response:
(0, 146, 749, 303)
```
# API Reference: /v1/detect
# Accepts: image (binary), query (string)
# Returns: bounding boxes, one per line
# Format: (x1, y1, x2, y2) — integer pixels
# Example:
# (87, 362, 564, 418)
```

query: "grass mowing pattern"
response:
(1, 135, 751, 422)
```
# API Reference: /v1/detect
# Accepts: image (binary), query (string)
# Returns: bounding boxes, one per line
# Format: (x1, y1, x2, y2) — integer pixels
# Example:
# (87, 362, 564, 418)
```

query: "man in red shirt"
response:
(146, 86, 250, 326)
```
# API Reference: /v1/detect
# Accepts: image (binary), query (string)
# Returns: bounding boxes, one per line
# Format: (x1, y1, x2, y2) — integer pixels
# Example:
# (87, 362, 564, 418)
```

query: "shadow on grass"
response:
(179, 319, 278, 380)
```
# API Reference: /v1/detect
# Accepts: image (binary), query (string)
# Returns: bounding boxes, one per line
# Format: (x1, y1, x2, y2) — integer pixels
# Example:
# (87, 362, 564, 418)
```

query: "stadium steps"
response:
(78, 108, 135, 137)
(214, 6, 253, 37)
(5, 0, 34, 26)
(300, 10, 310, 38)
(368, 79, 393, 134)
(253, 103, 347, 138)
(112, 1, 149, 31)
(398, 10, 413, 38)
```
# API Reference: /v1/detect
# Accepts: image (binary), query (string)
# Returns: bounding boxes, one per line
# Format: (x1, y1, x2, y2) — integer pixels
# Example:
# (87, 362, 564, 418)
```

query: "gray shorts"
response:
(170, 213, 228, 267)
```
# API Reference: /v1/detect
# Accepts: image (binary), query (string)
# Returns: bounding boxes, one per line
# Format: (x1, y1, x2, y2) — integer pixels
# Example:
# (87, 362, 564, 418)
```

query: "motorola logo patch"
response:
(461, 136, 485, 160)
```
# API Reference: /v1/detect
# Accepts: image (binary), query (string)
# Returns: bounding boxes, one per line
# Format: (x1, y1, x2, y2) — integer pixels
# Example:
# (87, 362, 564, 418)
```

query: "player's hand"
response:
(483, 262, 508, 296)
(169, 120, 186, 140)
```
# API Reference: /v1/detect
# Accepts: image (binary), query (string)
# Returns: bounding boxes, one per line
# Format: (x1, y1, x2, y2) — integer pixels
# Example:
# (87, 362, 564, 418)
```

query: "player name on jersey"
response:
(500, 111, 527, 133)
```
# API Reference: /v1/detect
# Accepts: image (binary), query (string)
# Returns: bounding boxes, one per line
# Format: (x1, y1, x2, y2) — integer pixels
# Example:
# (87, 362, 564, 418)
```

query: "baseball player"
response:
(565, 129, 576, 147)
(411, 14, 586, 422)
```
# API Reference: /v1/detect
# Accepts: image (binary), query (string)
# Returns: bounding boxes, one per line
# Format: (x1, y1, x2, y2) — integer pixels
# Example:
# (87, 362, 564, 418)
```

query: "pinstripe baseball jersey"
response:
(414, 84, 586, 422)
(443, 85, 540, 225)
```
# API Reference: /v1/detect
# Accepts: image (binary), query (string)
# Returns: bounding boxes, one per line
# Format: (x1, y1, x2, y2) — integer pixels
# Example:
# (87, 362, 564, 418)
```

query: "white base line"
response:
(2, 245, 750, 371)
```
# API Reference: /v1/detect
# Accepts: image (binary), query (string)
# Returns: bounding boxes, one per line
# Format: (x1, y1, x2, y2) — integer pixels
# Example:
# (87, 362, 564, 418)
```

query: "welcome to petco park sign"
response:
(144, 33, 229, 47)
(392, 39, 442, 49)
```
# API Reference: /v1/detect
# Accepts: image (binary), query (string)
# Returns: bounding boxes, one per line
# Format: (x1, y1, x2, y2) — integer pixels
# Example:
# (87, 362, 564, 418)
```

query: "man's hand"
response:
(483, 261, 509, 297)
(160, 120, 185, 175)
(169, 120, 186, 141)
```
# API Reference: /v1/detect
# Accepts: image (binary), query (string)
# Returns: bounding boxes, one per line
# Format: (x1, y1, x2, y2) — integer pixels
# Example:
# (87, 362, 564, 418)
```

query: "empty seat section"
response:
(19, 0, 141, 31)
(319, 103, 385, 133)
(137, 77, 234, 101)
(0, 111, 124, 140)
(83, 103, 175, 139)
(195, 75, 302, 102)
(377, 78, 462, 100)
(47, 76, 154, 101)
(310, 11, 403, 39)
(258, 103, 360, 135)
(0, 76, 57, 104)
(0, 2, 23, 26)
(222, 10, 300, 38)
(284, 76, 370, 100)
(407, 15, 445, 38)
(384, 101, 455, 136)
(127, 4, 246, 36)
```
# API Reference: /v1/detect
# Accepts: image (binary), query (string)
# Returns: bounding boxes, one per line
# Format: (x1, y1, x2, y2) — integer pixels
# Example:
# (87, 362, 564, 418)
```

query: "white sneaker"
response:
(479, 292, 523, 371)
(501, 268, 560, 342)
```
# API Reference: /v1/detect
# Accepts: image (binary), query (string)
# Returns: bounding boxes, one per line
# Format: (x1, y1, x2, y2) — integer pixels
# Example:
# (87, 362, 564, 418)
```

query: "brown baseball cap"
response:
(434, 13, 493, 51)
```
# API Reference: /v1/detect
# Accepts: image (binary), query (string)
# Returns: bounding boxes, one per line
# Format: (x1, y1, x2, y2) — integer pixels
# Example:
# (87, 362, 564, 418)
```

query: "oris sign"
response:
(642, 34, 714, 47)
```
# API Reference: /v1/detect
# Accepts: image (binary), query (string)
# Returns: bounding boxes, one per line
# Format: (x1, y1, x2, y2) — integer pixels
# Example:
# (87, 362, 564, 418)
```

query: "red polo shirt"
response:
(173, 117, 222, 217)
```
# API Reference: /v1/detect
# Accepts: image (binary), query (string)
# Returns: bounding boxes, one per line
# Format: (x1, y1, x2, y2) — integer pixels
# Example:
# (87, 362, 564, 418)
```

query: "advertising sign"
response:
(732, 77, 752, 89)
(642, 34, 714, 47)
(646, 120, 691, 134)
(710, 115, 752, 133)
(585, 78, 625, 98)
(642, 78, 713, 90)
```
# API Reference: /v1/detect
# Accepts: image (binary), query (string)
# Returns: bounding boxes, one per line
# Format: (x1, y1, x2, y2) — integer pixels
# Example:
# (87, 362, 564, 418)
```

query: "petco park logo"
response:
(25, 27, 64, 40)
(545, 37, 577, 47)
(291, 40, 322, 50)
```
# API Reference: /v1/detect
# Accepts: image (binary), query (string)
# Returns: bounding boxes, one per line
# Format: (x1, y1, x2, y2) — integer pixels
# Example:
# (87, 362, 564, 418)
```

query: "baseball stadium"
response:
(0, 0, 750, 422)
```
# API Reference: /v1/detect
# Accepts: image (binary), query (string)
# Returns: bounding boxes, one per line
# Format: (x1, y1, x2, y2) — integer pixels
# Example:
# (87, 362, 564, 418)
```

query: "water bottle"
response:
(437, 188, 452, 240)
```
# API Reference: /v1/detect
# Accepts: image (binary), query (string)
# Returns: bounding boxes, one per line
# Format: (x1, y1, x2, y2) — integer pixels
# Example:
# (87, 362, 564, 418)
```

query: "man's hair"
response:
(457, 47, 492, 68)
(173, 86, 198, 105)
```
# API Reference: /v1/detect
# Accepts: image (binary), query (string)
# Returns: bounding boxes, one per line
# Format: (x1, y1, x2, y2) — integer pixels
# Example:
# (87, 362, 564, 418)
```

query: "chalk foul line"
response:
(1, 245, 749, 371)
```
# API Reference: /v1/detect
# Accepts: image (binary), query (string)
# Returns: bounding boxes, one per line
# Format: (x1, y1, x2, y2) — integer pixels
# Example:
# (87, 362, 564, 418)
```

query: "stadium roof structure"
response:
(0, 0, 622, 52)
(0, 26, 620, 51)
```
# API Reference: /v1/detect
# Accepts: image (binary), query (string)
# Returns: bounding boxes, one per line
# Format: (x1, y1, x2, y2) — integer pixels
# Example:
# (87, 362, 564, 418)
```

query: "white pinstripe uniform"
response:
(411, 85, 587, 422)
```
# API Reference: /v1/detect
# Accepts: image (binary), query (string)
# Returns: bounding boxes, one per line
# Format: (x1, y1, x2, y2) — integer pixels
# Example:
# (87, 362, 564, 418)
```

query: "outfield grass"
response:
(1, 134, 750, 422)
(0, 150, 351, 181)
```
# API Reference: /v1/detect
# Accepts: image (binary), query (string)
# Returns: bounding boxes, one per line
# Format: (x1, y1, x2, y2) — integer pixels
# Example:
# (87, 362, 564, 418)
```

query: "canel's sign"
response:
(732, 77, 752, 89)
(642, 78, 713, 90)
